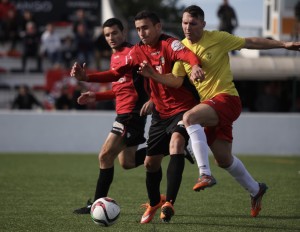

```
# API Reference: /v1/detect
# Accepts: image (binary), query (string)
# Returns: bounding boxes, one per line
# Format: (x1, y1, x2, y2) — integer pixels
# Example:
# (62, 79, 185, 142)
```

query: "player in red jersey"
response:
(72, 18, 150, 214)
(138, 5, 300, 218)
(71, 11, 204, 223)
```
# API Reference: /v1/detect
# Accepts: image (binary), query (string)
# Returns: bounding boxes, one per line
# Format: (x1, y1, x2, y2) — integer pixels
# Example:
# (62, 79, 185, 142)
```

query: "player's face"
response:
(182, 12, 205, 43)
(135, 18, 161, 47)
(103, 25, 125, 51)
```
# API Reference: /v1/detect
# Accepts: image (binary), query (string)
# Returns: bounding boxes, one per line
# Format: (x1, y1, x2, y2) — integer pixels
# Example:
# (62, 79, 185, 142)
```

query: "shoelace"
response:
(140, 203, 150, 210)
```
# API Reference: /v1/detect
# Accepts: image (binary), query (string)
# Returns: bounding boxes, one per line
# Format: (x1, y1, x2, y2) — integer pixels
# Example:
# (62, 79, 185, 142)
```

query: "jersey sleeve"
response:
(218, 31, 245, 52)
(172, 60, 189, 77)
(95, 90, 115, 101)
(167, 38, 200, 67)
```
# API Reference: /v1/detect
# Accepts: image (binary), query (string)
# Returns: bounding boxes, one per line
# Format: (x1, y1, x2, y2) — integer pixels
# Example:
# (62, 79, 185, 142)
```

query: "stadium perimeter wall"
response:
(0, 111, 299, 155)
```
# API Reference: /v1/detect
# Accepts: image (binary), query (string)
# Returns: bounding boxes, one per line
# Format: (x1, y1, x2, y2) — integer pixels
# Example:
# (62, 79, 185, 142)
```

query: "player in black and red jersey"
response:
(71, 12, 204, 222)
(72, 18, 151, 215)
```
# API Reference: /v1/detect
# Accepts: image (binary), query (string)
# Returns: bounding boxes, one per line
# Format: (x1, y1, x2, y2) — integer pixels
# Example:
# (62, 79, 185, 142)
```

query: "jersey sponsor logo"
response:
(119, 77, 126, 83)
(155, 65, 162, 74)
(171, 40, 184, 51)
(151, 51, 160, 56)
(125, 55, 132, 65)
(206, 52, 212, 60)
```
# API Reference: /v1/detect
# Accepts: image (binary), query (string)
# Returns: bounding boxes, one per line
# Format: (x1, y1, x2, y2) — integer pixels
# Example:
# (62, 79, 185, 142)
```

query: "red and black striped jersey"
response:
(110, 42, 149, 114)
(124, 34, 199, 119)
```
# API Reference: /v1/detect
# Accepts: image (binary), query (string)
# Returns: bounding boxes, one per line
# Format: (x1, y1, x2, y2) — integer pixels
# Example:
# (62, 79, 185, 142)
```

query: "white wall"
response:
(0, 111, 299, 155)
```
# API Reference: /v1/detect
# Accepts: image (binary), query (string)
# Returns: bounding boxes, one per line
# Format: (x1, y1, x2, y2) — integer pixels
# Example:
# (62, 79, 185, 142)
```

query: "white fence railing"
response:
(0, 111, 299, 155)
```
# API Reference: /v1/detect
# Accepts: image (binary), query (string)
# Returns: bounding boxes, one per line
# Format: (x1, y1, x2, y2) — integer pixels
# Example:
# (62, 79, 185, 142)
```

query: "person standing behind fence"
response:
(11, 85, 43, 110)
(40, 23, 62, 69)
(217, 0, 238, 35)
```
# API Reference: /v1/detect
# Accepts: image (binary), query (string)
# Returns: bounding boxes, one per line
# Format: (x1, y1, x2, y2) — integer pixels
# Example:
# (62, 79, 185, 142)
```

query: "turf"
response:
(0, 154, 299, 232)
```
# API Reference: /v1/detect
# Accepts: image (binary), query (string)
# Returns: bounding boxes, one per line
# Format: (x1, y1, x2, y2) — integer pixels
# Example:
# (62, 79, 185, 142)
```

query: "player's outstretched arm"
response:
(138, 61, 184, 88)
(244, 37, 300, 51)
(70, 62, 124, 83)
(77, 91, 115, 105)
(77, 91, 95, 105)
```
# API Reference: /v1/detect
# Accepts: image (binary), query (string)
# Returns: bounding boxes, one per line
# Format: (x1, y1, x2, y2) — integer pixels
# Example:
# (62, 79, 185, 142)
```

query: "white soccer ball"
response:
(90, 197, 120, 227)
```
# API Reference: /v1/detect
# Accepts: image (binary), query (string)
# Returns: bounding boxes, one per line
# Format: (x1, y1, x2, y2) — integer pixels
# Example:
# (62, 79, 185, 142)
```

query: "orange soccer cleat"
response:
(251, 183, 268, 217)
(193, 174, 217, 191)
(140, 195, 166, 224)
(160, 201, 175, 223)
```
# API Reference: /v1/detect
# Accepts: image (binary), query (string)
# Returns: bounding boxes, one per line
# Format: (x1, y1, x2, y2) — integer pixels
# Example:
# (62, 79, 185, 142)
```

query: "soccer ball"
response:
(90, 197, 120, 227)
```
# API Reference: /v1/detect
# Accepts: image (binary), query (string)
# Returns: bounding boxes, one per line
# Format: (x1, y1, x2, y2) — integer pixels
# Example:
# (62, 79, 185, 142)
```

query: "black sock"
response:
(135, 147, 147, 167)
(146, 167, 162, 206)
(166, 154, 185, 204)
(94, 167, 114, 201)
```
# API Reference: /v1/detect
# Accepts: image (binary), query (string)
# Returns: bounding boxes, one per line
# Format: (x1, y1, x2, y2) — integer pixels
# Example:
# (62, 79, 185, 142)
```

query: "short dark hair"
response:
(134, 10, 160, 25)
(103, 18, 124, 31)
(183, 5, 205, 20)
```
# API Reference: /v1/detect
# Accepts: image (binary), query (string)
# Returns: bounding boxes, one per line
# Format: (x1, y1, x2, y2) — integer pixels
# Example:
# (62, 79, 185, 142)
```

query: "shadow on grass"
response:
(121, 212, 300, 231)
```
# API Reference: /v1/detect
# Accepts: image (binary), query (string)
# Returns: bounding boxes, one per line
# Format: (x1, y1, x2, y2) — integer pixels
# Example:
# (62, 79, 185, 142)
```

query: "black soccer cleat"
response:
(73, 199, 93, 214)
(184, 147, 195, 164)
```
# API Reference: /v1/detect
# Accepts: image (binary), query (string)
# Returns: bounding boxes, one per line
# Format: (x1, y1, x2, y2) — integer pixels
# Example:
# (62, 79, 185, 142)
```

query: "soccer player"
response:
(71, 18, 150, 214)
(138, 5, 300, 218)
(71, 11, 204, 223)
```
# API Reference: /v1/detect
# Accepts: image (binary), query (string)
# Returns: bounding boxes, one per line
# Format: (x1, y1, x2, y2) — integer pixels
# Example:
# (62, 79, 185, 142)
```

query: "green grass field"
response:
(0, 154, 299, 232)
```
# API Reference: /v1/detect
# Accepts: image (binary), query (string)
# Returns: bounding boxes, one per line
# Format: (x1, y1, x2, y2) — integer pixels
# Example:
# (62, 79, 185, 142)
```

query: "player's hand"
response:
(140, 100, 153, 116)
(284, 41, 300, 51)
(70, 62, 88, 81)
(190, 64, 205, 83)
(77, 91, 96, 105)
(138, 61, 155, 78)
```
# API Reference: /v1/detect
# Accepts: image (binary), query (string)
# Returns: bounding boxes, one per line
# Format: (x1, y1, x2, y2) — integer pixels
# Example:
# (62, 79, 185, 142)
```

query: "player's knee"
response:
(169, 136, 185, 154)
(119, 161, 134, 170)
(183, 110, 198, 126)
(99, 151, 114, 166)
(214, 157, 232, 169)
(144, 159, 160, 172)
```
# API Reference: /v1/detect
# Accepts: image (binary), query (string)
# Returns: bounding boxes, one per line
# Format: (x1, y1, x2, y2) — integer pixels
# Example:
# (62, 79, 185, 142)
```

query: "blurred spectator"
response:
(40, 23, 62, 68)
(0, 8, 19, 51)
(19, 10, 38, 37)
(74, 23, 94, 66)
(21, 22, 42, 72)
(61, 35, 76, 68)
(94, 30, 111, 70)
(11, 85, 43, 109)
(55, 86, 73, 110)
(217, 0, 238, 34)
(72, 9, 94, 36)
(0, 0, 16, 48)
(0, 0, 16, 21)
(217, 0, 238, 55)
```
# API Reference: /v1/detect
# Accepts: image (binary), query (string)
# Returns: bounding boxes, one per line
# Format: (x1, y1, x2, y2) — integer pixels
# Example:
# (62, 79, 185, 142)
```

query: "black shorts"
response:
(111, 113, 147, 147)
(146, 111, 189, 156)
